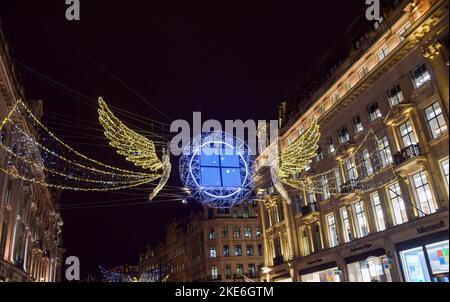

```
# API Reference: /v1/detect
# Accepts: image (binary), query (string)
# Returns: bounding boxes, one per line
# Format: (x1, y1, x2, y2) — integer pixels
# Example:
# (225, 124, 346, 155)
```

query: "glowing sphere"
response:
(179, 131, 254, 208)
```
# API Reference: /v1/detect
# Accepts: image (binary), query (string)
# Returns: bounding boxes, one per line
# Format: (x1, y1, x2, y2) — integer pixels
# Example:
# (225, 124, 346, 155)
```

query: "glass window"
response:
(321, 176, 331, 200)
(339, 126, 350, 144)
(344, 158, 357, 181)
(301, 268, 341, 282)
(368, 102, 382, 121)
(377, 45, 390, 61)
(256, 228, 262, 238)
(248, 264, 257, 277)
(425, 241, 449, 276)
(441, 158, 449, 190)
(211, 266, 219, 280)
(223, 245, 230, 257)
(400, 247, 431, 282)
(348, 255, 393, 282)
(388, 83, 404, 107)
(243, 207, 249, 218)
(412, 63, 431, 89)
(246, 244, 254, 257)
(345, 81, 352, 92)
(232, 209, 238, 219)
(327, 137, 335, 154)
(258, 244, 263, 256)
(225, 264, 232, 279)
(412, 171, 437, 216)
(399, 121, 417, 147)
(244, 227, 252, 238)
(307, 189, 316, 204)
(387, 183, 408, 225)
(236, 264, 244, 275)
(371, 192, 386, 232)
(334, 168, 342, 193)
(363, 149, 373, 176)
(300, 227, 310, 257)
(353, 201, 369, 238)
(233, 227, 241, 238)
(340, 207, 352, 243)
(353, 115, 364, 134)
(210, 248, 217, 258)
(359, 65, 369, 79)
(221, 227, 228, 239)
(326, 213, 339, 248)
(235, 245, 242, 257)
(316, 147, 324, 162)
(398, 22, 411, 41)
(425, 102, 447, 139)
(208, 229, 215, 240)
(378, 136, 393, 167)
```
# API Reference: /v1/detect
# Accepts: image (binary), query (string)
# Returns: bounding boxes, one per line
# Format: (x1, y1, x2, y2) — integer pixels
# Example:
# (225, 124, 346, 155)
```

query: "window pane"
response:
(425, 241, 449, 275)
(201, 167, 222, 187)
(400, 247, 431, 282)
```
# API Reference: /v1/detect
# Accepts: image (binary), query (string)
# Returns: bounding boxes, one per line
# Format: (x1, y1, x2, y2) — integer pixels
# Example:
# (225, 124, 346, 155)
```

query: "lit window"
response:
(321, 176, 331, 200)
(345, 81, 352, 92)
(399, 121, 417, 147)
(362, 149, 373, 177)
(378, 136, 393, 167)
(223, 245, 230, 257)
(398, 22, 411, 41)
(340, 207, 352, 243)
(211, 266, 219, 280)
(412, 171, 437, 216)
(243, 207, 250, 218)
(300, 227, 310, 256)
(353, 201, 369, 238)
(327, 137, 335, 154)
(225, 265, 232, 279)
(244, 227, 252, 238)
(236, 264, 244, 274)
(334, 168, 342, 193)
(331, 92, 341, 104)
(210, 248, 217, 258)
(307, 189, 316, 204)
(440, 158, 449, 191)
(339, 126, 350, 144)
(371, 192, 386, 232)
(368, 102, 382, 122)
(316, 147, 324, 162)
(388, 83, 404, 107)
(326, 213, 339, 248)
(232, 209, 238, 219)
(425, 102, 447, 139)
(256, 228, 262, 238)
(246, 244, 254, 256)
(359, 65, 369, 79)
(208, 229, 215, 240)
(353, 115, 364, 134)
(344, 158, 357, 181)
(235, 245, 242, 257)
(377, 45, 390, 61)
(234, 227, 241, 238)
(221, 227, 228, 239)
(412, 63, 431, 89)
(387, 183, 408, 225)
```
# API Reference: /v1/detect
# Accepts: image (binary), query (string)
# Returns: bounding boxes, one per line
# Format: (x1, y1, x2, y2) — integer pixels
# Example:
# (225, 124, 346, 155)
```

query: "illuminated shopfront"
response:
(347, 254, 393, 282)
(299, 263, 342, 282)
(397, 231, 449, 282)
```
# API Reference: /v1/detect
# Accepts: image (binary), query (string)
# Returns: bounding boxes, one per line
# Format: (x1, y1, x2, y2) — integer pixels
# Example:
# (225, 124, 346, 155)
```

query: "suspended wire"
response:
(15, 0, 172, 122)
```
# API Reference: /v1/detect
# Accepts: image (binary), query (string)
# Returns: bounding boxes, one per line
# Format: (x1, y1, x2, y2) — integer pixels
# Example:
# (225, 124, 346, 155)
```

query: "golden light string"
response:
(11, 100, 155, 177)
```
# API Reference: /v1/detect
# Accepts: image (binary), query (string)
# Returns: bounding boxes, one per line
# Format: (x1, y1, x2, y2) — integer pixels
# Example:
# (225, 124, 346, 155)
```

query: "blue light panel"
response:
(200, 146, 242, 188)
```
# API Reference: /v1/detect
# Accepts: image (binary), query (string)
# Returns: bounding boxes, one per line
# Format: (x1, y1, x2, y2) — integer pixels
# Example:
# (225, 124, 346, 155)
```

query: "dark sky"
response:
(0, 0, 365, 279)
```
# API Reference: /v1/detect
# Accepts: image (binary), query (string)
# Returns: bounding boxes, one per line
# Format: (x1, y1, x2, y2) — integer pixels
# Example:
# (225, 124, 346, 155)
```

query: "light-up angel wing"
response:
(98, 98, 163, 172)
(279, 119, 320, 180)
(98, 98, 171, 200)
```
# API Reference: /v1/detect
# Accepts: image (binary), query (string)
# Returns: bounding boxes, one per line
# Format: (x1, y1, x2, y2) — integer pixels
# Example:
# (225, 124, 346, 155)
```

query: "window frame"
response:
(425, 101, 448, 140)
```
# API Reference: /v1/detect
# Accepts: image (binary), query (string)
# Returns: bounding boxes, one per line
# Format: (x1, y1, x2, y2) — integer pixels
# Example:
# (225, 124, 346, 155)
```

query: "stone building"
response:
(255, 0, 449, 282)
(0, 22, 64, 282)
(139, 202, 264, 282)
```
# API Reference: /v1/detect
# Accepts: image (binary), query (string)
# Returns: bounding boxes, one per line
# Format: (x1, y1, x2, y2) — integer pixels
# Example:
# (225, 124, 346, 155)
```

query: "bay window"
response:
(399, 121, 417, 147)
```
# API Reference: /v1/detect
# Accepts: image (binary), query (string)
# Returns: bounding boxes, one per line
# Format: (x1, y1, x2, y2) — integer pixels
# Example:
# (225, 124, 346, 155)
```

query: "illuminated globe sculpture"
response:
(179, 131, 254, 208)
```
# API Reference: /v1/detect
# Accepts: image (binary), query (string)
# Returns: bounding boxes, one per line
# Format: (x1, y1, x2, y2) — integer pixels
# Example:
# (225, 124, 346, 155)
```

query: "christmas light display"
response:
(0, 100, 163, 192)
(179, 131, 254, 208)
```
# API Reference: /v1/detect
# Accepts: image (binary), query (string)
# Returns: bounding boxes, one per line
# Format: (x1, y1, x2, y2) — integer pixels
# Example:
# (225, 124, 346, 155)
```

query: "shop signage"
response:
(417, 220, 446, 235)
(350, 243, 373, 253)
(307, 259, 323, 266)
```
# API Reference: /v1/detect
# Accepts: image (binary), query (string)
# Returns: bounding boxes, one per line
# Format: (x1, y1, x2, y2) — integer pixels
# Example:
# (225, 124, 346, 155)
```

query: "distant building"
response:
(255, 0, 449, 282)
(0, 21, 64, 282)
(139, 201, 264, 282)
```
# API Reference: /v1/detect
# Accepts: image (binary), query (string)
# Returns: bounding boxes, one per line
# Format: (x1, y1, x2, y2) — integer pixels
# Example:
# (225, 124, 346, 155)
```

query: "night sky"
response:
(0, 0, 365, 278)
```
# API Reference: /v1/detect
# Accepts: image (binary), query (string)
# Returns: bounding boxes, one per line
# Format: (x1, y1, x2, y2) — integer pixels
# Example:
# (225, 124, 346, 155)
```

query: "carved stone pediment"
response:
(384, 103, 415, 125)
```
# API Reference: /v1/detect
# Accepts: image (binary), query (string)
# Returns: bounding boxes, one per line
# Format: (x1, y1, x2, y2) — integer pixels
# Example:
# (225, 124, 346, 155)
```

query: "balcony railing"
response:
(273, 256, 284, 266)
(394, 144, 422, 165)
(340, 179, 362, 194)
(301, 202, 319, 216)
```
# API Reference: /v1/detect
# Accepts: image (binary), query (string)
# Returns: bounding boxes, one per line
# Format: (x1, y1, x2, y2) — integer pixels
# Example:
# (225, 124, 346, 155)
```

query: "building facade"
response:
(139, 202, 264, 282)
(0, 23, 64, 282)
(256, 0, 449, 282)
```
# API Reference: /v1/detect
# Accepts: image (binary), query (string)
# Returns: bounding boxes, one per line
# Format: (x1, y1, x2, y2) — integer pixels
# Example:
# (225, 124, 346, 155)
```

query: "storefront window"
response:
(347, 255, 392, 282)
(301, 267, 341, 282)
(425, 241, 449, 278)
(400, 247, 431, 282)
